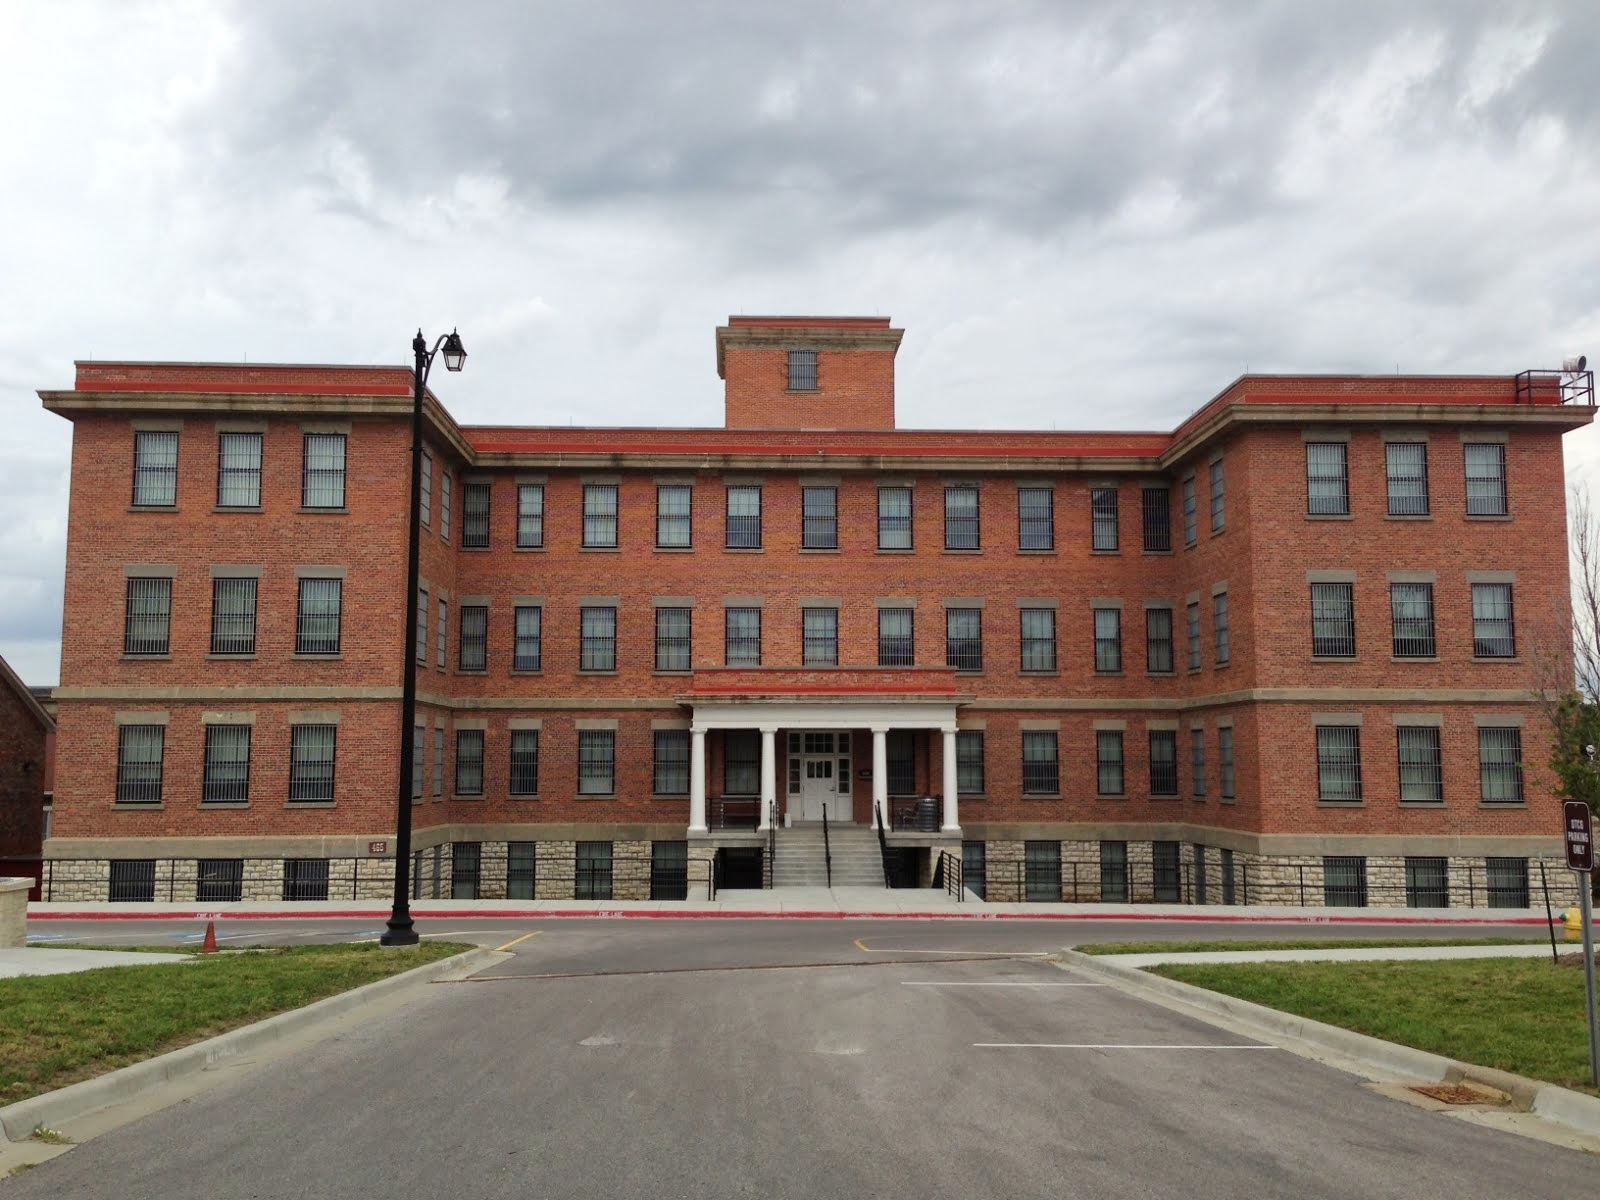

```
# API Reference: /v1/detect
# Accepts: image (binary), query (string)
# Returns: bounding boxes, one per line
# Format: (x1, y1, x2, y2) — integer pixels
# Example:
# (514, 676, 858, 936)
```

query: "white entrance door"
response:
(788, 731, 852, 823)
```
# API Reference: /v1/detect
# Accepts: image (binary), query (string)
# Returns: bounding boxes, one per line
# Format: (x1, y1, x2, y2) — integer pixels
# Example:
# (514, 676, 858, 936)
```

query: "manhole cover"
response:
(1409, 1083, 1508, 1107)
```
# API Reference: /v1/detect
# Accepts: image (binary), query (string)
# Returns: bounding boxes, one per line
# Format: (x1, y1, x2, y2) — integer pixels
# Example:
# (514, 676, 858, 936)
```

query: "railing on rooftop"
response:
(1515, 367, 1594, 406)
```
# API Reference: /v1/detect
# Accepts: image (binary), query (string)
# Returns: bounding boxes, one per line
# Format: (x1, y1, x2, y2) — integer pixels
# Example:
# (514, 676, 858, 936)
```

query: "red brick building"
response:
(0, 655, 53, 897)
(36, 317, 1595, 907)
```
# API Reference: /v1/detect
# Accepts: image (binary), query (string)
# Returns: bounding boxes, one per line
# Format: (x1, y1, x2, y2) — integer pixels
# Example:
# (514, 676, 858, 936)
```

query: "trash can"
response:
(916, 796, 939, 832)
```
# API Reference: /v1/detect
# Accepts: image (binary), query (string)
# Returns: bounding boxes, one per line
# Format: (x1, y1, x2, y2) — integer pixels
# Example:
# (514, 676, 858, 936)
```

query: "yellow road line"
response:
(853, 937, 1048, 957)
(492, 930, 542, 953)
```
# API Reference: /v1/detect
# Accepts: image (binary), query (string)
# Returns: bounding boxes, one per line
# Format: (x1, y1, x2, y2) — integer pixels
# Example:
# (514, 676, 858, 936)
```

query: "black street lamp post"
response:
(382, 328, 466, 947)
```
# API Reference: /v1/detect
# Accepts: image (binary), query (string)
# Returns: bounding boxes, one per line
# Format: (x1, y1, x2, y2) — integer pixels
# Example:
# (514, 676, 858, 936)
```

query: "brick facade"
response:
(35, 320, 1595, 907)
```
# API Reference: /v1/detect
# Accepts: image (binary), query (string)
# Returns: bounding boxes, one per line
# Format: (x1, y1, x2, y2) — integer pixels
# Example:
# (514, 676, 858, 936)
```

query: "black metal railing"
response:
(711, 796, 761, 829)
(874, 802, 891, 887)
(765, 800, 776, 889)
(932, 849, 964, 902)
(889, 797, 944, 831)
(822, 806, 833, 888)
(1515, 367, 1594, 406)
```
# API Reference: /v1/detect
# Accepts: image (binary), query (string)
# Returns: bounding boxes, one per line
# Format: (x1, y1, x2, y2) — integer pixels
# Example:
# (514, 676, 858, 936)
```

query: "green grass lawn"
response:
(0, 942, 469, 1103)
(1075, 937, 1546, 956)
(1153, 957, 1594, 1092)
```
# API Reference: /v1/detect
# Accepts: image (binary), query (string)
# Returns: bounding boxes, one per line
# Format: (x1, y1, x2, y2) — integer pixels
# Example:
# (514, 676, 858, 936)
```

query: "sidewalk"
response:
(28, 886, 1562, 924)
(1096, 942, 1565, 968)
(0, 947, 189, 978)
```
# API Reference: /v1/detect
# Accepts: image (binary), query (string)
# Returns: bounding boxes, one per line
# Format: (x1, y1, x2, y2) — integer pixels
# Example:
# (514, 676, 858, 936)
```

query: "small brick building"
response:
(35, 316, 1596, 908)
(0, 655, 53, 896)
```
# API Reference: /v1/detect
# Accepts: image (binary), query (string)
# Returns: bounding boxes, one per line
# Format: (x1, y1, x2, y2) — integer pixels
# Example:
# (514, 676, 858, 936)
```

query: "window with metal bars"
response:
(1017, 487, 1052, 550)
(411, 728, 424, 800)
(462, 481, 492, 547)
(440, 472, 451, 541)
(1213, 592, 1230, 665)
(576, 841, 613, 900)
(1306, 443, 1349, 515)
(887, 731, 916, 796)
(878, 608, 913, 667)
(1324, 856, 1368, 907)
(652, 841, 689, 901)
(580, 607, 617, 671)
(517, 484, 544, 548)
(945, 607, 983, 671)
(956, 730, 984, 795)
(581, 483, 619, 548)
(723, 730, 760, 794)
(1138, 489, 1171, 555)
(133, 431, 179, 506)
(202, 725, 251, 804)
(115, 725, 164, 804)
(301, 433, 346, 508)
(1464, 443, 1507, 516)
(1397, 726, 1442, 803)
(288, 724, 336, 803)
(1191, 728, 1206, 796)
(1209, 458, 1225, 532)
(962, 841, 987, 900)
(654, 729, 689, 795)
(1096, 730, 1124, 796)
(1021, 731, 1059, 795)
(437, 599, 448, 668)
(725, 486, 762, 548)
(1182, 476, 1197, 546)
(196, 859, 243, 903)
(109, 860, 156, 902)
(1020, 608, 1056, 672)
(655, 607, 691, 672)
(1024, 841, 1061, 901)
(1149, 730, 1178, 796)
(725, 607, 761, 665)
(415, 587, 428, 663)
(1405, 857, 1449, 908)
(1471, 583, 1515, 657)
(1153, 840, 1182, 902)
(509, 730, 540, 796)
(458, 605, 488, 671)
(283, 858, 330, 902)
(1145, 607, 1173, 673)
(803, 608, 838, 666)
(432, 729, 443, 797)
(506, 842, 536, 899)
(513, 606, 542, 672)
(1219, 727, 1235, 798)
(656, 485, 691, 548)
(1090, 487, 1118, 551)
(420, 450, 432, 527)
(124, 578, 172, 655)
(295, 578, 341, 655)
(1310, 583, 1355, 656)
(1316, 725, 1361, 802)
(1100, 841, 1129, 903)
(1485, 857, 1529, 908)
(1390, 583, 1436, 657)
(217, 433, 262, 507)
(1093, 608, 1122, 673)
(455, 730, 484, 796)
(452, 843, 481, 899)
(945, 486, 981, 550)
(1187, 601, 1201, 670)
(210, 577, 258, 655)
(878, 486, 913, 549)
(1385, 442, 1429, 515)
(787, 349, 817, 390)
(578, 731, 616, 795)
(802, 486, 838, 549)
(1478, 727, 1523, 803)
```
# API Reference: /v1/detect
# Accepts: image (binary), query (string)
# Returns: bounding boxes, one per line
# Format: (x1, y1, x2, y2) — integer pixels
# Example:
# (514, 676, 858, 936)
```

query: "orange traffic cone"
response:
(200, 920, 218, 954)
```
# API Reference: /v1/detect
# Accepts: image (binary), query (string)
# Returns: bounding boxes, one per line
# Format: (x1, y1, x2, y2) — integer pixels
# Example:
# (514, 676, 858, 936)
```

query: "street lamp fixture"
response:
(382, 327, 467, 948)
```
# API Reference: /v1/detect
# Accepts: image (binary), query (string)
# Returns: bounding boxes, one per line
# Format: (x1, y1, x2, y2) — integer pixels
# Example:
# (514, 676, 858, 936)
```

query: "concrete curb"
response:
(27, 905, 1558, 924)
(0, 945, 499, 1147)
(1060, 949, 1600, 1140)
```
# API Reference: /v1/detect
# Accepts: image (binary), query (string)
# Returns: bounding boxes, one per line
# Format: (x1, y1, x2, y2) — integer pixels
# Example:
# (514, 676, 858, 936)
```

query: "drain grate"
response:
(1409, 1083, 1508, 1107)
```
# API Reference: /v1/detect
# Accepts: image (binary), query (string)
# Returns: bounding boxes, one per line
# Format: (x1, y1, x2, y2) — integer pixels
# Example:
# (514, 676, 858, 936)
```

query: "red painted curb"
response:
(27, 908, 1558, 925)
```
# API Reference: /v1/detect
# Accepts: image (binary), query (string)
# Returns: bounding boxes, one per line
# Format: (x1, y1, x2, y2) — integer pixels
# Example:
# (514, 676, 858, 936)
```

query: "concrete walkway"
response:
(0, 947, 188, 978)
(1102, 942, 1567, 968)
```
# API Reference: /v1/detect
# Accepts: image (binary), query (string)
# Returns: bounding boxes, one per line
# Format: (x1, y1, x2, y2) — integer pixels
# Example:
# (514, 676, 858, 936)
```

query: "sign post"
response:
(1564, 800, 1599, 1088)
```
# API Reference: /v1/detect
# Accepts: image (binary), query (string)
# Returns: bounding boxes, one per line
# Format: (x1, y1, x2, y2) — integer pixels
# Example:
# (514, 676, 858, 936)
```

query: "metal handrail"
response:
(766, 799, 776, 889)
(821, 805, 833, 889)
(933, 848, 964, 902)
(873, 802, 891, 887)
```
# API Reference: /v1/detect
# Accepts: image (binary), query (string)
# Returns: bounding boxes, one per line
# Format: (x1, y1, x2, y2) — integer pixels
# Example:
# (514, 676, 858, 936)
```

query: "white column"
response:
(688, 727, 708, 834)
(758, 726, 777, 831)
(872, 726, 890, 830)
(941, 726, 961, 833)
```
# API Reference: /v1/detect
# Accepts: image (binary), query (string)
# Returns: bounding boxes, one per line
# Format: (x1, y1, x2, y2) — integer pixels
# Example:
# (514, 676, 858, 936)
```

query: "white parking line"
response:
(974, 1043, 1278, 1050)
(901, 981, 1108, 987)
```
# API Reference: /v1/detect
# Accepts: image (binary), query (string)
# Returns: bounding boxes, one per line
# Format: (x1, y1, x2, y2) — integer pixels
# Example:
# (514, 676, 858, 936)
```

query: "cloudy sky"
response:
(2, 0, 1598, 685)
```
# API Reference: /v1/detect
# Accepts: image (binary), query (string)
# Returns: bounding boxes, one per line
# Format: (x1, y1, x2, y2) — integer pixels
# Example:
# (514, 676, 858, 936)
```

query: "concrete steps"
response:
(772, 825, 887, 887)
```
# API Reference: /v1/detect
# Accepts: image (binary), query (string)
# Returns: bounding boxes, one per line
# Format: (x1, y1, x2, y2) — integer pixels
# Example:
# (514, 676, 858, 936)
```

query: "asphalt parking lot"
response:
(7, 920, 1587, 1199)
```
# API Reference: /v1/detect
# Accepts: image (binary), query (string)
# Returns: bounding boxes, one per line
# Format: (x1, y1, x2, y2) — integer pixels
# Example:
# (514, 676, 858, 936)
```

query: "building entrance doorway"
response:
(787, 730, 852, 822)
